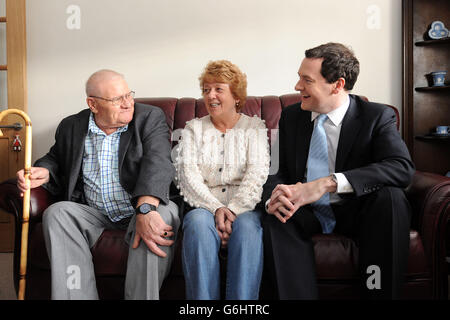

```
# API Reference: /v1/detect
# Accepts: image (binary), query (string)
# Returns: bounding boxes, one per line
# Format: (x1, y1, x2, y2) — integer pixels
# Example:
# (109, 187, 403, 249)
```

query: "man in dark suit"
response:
(16, 69, 180, 299)
(261, 43, 414, 299)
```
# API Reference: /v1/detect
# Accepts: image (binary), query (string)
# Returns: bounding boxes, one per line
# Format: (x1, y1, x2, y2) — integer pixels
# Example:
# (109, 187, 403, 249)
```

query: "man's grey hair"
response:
(85, 69, 125, 97)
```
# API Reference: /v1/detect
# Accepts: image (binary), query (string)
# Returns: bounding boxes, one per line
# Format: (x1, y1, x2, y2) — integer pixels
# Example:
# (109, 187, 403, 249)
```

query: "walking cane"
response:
(0, 109, 32, 300)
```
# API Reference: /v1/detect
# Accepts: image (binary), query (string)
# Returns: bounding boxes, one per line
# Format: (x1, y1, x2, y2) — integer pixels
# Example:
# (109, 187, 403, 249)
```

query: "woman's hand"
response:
(215, 207, 236, 248)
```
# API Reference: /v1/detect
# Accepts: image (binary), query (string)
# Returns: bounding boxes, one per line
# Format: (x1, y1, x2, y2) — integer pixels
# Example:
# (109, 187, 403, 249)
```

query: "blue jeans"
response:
(182, 208, 263, 300)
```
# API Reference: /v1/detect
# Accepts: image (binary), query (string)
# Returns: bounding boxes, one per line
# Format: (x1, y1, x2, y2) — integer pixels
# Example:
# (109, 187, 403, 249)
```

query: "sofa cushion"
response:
(313, 230, 430, 280)
(28, 222, 430, 282)
(92, 229, 129, 276)
(313, 234, 359, 280)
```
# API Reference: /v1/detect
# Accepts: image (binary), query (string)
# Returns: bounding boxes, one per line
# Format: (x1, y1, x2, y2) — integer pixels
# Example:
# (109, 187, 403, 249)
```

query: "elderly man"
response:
(16, 69, 180, 300)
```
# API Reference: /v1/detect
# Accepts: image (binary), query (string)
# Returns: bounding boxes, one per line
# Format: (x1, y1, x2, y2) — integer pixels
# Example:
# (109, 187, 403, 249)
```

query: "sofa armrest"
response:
(405, 170, 450, 298)
(0, 178, 56, 224)
(406, 171, 450, 236)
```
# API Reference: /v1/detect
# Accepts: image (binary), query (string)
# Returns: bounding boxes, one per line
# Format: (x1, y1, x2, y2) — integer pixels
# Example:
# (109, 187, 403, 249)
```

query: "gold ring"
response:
(163, 231, 168, 237)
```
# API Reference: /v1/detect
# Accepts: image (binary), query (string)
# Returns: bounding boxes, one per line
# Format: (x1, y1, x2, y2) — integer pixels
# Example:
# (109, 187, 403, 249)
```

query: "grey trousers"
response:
(42, 200, 180, 300)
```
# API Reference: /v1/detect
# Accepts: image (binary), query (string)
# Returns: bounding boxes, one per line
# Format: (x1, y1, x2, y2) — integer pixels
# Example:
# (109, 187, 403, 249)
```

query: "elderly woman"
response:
(175, 60, 270, 300)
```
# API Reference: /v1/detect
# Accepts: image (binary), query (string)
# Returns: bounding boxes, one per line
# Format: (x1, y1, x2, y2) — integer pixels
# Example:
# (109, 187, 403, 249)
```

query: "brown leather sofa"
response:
(0, 93, 449, 299)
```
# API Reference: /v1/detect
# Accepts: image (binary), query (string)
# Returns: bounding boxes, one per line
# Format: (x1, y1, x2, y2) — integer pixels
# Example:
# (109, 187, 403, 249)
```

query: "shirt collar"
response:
(88, 112, 129, 135)
(311, 94, 350, 127)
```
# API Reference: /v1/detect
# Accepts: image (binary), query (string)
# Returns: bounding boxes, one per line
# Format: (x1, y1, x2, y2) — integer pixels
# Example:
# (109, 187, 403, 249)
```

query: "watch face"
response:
(139, 203, 151, 214)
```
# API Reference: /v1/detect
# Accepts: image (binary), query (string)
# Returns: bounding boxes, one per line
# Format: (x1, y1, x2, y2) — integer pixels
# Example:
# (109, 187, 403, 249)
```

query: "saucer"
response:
(430, 132, 450, 137)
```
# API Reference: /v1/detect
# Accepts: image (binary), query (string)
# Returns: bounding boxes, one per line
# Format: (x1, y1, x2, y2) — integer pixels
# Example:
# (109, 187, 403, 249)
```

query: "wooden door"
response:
(0, 0, 27, 252)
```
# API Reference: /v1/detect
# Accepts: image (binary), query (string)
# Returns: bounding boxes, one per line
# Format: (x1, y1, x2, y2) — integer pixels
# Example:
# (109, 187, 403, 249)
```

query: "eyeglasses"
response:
(89, 91, 135, 106)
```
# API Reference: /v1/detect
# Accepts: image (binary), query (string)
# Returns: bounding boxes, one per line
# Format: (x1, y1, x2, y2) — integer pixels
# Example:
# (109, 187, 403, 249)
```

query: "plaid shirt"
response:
(82, 113, 134, 222)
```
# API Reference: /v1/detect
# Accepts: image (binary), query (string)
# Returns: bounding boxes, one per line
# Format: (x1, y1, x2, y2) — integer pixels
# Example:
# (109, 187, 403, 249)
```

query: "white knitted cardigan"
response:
(175, 114, 270, 216)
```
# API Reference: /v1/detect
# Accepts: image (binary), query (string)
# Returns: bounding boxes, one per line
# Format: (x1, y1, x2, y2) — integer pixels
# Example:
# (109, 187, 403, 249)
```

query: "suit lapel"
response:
(68, 112, 89, 197)
(335, 95, 361, 171)
(118, 122, 133, 174)
(295, 108, 314, 181)
(118, 105, 137, 174)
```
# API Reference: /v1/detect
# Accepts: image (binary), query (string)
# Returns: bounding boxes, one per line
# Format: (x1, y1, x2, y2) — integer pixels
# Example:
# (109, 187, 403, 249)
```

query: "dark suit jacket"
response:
(262, 94, 415, 206)
(35, 103, 174, 207)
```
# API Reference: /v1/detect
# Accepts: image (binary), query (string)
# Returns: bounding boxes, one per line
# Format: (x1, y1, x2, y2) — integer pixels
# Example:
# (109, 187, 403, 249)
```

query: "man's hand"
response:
(132, 212, 174, 257)
(215, 207, 236, 248)
(16, 167, 50, 197)
(268, 176, 337, 223)
(267, 186, 295, 223)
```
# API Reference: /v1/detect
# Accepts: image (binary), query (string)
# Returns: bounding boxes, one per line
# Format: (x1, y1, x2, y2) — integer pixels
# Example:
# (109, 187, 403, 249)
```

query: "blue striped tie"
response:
(306, 114, 336, 234)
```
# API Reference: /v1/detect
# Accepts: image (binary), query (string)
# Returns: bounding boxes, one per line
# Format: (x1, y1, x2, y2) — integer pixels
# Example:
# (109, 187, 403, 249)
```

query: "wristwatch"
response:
(135, 203, 157, 215)
(330, 174, 338, 192)
(330, 173, 338, 184)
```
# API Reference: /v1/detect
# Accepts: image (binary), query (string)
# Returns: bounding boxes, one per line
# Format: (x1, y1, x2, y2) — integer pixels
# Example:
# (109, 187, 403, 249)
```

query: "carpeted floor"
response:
(0, 253, 15, 300)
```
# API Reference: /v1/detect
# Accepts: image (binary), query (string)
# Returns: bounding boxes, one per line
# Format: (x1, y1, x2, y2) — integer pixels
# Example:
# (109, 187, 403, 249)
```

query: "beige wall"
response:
(21, 0, 402, 161)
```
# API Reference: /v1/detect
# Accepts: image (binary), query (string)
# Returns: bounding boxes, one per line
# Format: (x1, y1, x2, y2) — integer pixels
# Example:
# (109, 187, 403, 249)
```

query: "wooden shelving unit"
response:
(402, 0, 450, 175)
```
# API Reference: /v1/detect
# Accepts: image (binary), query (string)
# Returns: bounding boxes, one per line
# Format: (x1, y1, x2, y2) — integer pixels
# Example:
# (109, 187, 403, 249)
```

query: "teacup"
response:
(436, 125, 449, 135)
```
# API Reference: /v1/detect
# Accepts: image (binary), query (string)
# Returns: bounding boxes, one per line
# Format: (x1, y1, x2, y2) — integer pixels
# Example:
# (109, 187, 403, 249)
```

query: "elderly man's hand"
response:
(132, 211, 174, 257)
(16, 167, 50, 197)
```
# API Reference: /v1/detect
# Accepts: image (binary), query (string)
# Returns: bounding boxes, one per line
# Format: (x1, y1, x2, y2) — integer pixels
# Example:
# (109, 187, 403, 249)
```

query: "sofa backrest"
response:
(135, 93, 399, 146)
